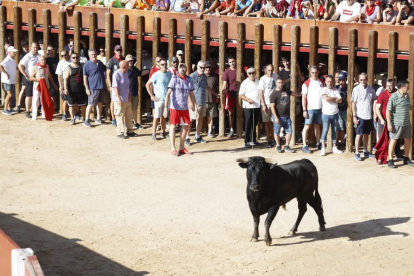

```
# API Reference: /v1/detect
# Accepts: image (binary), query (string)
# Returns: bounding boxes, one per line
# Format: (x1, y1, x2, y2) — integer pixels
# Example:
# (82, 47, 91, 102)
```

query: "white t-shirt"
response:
(19, 52, 41, 77)
(301, 79, 323, 110)
(361, 5, 380, 22)
(239, 78, 260, 108)
(258, 73, 278, 105)
(336, 1, 361, 22)
(56, 59, 71, 76)
(321, 87, 342, 115)
(38, 50, 45, 57)
(376, 86, 386, 96)
(0, 56, 17, 84)
(351, 84, 377, 120)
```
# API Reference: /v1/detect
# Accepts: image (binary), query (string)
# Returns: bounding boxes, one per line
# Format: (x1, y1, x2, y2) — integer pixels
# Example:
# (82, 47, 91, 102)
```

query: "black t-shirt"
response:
(107, 57, 121, 81)
(279, 69, 291, 90)
(19, 51, 27, 62)
(46, 55, 59, 83)
(274, 89, 292, 118)
(128, 66, 142, 97)
(335, 84, 348, 111)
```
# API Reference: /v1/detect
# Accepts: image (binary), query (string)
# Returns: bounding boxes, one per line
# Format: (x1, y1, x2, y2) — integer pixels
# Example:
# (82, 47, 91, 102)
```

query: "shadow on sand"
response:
(0, 212, 149, 276)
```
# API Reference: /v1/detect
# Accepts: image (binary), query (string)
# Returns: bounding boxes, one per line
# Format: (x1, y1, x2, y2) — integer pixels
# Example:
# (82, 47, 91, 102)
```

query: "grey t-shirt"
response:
(190, 71, 208, 105)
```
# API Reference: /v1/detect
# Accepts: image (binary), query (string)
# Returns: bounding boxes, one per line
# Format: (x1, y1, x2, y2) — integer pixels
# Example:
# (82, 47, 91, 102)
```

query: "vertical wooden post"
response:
(290, 26, 299, 146)
(105, 12, 113, 121)
(185, 19, 193, 74)
(43, 9, 50, 50)
(346, 29, 357, 153)
(152, 17, 160, 66)
(367, 30, 377, 153)
(327, 27, 337, 150)
(272, 25, 280, 74)
(58, 11, 66, 53)
(136, 16, 144, 124)
(201, 20, 210, 61)
(388, 32, 397, 81)
(0, 6, 6, 106)
(254, 24, 262, 139)
(219, 21, 227, 137)
(28, 9, 35, 47)
(73, 11, 81, 54)
(309, 26, 318, 68)
(408, 33, 414, 159)
(236, 23, 245, 138)
(120, 14, 128, 55)
(13, 7, 22, 108)
(168, 18, 177, 68)
(89, 13, 97, 51)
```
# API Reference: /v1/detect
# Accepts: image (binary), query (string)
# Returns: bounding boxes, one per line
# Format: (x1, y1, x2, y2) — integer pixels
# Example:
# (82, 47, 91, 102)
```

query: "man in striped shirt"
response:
(386, 80, 414, 168)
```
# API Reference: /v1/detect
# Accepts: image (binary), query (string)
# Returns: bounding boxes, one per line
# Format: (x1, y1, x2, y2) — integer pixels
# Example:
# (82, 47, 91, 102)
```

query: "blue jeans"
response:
(321, 113, 338, 143)
(272, 116, 292, 135)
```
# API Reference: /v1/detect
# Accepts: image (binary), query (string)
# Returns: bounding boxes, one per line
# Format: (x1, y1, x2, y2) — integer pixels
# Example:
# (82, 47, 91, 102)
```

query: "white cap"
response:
(176, 50, 184, 55)
(7, 46, 18, 53)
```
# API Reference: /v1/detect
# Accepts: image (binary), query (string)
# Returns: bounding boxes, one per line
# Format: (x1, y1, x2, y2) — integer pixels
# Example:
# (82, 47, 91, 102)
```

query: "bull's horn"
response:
(236, 158, 248, 163)
(265, 158, 277, 165)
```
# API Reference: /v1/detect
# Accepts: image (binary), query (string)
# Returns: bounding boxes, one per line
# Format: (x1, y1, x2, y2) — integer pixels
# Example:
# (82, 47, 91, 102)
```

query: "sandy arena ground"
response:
(0, 113, 413, 276)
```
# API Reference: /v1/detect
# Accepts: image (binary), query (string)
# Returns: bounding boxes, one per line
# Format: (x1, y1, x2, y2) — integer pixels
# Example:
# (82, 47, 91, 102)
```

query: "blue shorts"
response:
(273, 116, 292, 135)
(336, 110, 347, 131)
(305, 109, 322, 125)
(3, 83, 15, 92)
(355, 117, 373, 135)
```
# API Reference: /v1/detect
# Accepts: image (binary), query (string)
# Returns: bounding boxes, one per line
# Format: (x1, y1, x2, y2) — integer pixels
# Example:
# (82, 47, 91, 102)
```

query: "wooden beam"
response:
(346, 29, 357, 154)
(201, 20, 210, 61)
(73, 11, 81, 54)
(0, 6, 5, 68)
(388, 31, 397, 81)
(120, 14, 128, 55)
(105, 12, 113, 121)
(28, 9, 35, 47)
(290, 25, 299, 146)
(272, 25, 280, 74)
(219, 21, 227, 137)
(328, 27, 337, 76)
(136, 16, 144, 124)
(89, 13, 97, 51)
(185, 19, 193, 74)
(13, 7, 22, 109)
(367, 30, 377, 153)
(255, 23, 262, 139)
(408, 33, 414, 159)
(152, 17, 160, 66)
(236, 23, 245, 138)
(42, 9, 50, 51)
(168, 18, 177, 68)
(309, 26, 318, 68)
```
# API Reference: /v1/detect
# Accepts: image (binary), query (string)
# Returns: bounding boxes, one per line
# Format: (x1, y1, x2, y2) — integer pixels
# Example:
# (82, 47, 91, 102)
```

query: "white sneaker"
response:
(321, 147, 326, 156)
(332, 146, 343, 154)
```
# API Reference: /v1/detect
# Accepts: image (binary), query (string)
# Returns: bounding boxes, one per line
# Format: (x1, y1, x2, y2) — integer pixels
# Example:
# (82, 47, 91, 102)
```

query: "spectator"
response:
(112, 61, 138, 139)
(16, 39, 29, 113)
(170, 0, 187, 12)
(386, 81, 414, 168)
(301, 65, 323, 153)
(302, 0, 316, 19)
(376, 74, 388, 96)
(359, 0, 381, 23)
(330, 0, 361, 22)
(320, 75, 343, 156)
(396, 1, 414, 25)
(97, 46, 107, 65)
(38, 39, 45, 56)
(164, 63, 196, 156)
(18, 42, 40, 119)
(46, 45, 60, 108)
(334, 70, 341, 85)
(352, 72, 377, 161)
(376, 79, 395, 141)
(197, 0, 220, 18)
(318, 0, 336, 20)
(60, 0, 91, 10)
(231, 0, 252, 17)
(176, 50, 185, 64)
(270, 77, 302, 153)
(63, 52, 87, 125)
(215, 0, 236, 17)
(146, 58, 172, 140)
(83, 49, 107, 127)
(168, 56, 179, 75)
(244, 0, 265, 17)
(153, 0, 170, 10)
(381, 4, 399, 24)
(335, 71, 348, 146)
(263, 0, 278, 18)
(274, 0, 290, 18)
(222, 56, 238, 137)
(0, 46, 18, 115)
(258, 64, 278, 148)
(286, 0, 305, 19)
(204, 61, 220, 137)
(64, 39, 74, 56)
(56, 50, 71, 121)
(107, 45, 125, 127)
(239, 67, 261, 148)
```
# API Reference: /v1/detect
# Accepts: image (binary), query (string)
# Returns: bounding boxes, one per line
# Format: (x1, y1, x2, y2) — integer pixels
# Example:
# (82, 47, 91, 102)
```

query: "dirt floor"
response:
(0, 113, 413, 276)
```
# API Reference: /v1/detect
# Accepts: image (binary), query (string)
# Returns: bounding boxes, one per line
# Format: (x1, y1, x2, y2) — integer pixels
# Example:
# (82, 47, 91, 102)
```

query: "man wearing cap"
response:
(16, 39, 29, 113)
(168, 57, 179, 75)
(107, 45, 124, 127)
(335, 71, 348, 145)
(164, 63, 197, 156)
(0, 46, 18, 115)
(176, 50, 185, 64)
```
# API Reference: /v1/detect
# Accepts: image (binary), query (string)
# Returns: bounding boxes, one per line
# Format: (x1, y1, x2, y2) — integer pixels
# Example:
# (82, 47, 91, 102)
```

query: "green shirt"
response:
(100, 0, 123, 7)
(386, 91, 411, 126)
(78, 0, 89, 5)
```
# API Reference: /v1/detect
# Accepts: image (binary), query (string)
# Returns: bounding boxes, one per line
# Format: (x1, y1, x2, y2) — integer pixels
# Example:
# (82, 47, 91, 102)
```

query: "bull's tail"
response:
(315, 187, 325, 225)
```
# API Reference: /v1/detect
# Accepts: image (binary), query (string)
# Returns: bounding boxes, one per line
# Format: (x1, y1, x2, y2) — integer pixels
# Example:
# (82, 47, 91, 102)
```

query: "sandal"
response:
(171, 149, 179, 156)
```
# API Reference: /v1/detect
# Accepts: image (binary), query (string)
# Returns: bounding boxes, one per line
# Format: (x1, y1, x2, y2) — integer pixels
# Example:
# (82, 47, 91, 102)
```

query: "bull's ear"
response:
(268, 162, 277, 170)
(236, 158, 248, 169)
(238, 163, 248, 169)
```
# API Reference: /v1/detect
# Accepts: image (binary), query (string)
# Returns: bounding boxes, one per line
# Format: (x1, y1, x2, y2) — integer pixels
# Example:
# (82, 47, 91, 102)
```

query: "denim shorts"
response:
(273, 116, 292, 135)
(336, 110, 347, 131)
(3, 83, 15, 92)
(305, 109, 322, 125)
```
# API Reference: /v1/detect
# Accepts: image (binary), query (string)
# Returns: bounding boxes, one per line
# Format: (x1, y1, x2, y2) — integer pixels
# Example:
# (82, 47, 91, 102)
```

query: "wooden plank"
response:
(272, 25, 280, 74)
(42, 9, 50, 49)
(219, 21, 227, 137)
(0, 6, 5, 65)
(328, 27, 337, 76)
(89, 13, 97, 51)
(152, 17, 160, 65)
(201, 20, 210, 61)
(185, 19, 192, 74)
(105, 12, 113, 121)
(168, 18, 176, 68)
(290, 25, 299, 146)
(13, 6, 22, 110)
(388, 32, 397, 80)
(260, 17, 310, 44)
(309, 26, 318, 68)
(73, 11, 81, 54)
(236, 23, 245, 138)
(1, 1, 16, 22)
(136, 16, 144, 124)
(367, 30, 377, 153)
(28, 9, 35, 46)
(346, 29, 357, 154)
(254, 23, 262, 139)
(409, 33, 414, 159)
(120, 14, 128, 54)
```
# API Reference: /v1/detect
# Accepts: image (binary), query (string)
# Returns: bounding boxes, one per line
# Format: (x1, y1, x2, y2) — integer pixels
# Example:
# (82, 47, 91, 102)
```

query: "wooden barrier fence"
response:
(0, 1, 413, 157)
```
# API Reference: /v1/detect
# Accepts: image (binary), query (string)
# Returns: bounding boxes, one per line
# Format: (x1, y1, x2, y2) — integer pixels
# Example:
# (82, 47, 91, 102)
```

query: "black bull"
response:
(237, 156, 326, 246)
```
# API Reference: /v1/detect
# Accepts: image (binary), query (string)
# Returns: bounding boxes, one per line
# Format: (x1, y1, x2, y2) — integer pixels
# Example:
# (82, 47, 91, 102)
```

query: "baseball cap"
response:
(172, 56, 179, 63)
(176, 50, 184, 55)
(338, 72, 347, 80)
(247, 67, 256, 74)
(205, 61, 211, 67)
(7, 46, 18, 53)
(125, 54, 134, 62)
(114, 45, 122, 52)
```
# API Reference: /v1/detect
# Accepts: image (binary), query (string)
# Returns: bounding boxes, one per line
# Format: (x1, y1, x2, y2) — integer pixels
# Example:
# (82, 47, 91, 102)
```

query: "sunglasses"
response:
(199, 66, 206, 70)
(159, 63, 167, 66)
(71, 56, 79, 59)
(248, 72, 255, 75)
(61, 54, 68, 57)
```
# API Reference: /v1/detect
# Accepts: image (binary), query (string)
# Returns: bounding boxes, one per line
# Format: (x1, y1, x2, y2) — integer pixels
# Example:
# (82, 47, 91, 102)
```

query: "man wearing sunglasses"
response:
(97, 46, 107, 65)
(55, 50, 71, 121)
(168, 56, 179, 76)
(107, 45, 124, 127)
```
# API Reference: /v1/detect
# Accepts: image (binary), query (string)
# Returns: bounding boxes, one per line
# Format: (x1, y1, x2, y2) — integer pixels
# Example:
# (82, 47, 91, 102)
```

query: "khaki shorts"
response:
(131, 95, 139, 111)
(153, 100, 165, 119)
(206, 103, 217, 118)
(189, 104, 207, 120)
(390, 124, 412, 140)
(261, 104, 272, 123)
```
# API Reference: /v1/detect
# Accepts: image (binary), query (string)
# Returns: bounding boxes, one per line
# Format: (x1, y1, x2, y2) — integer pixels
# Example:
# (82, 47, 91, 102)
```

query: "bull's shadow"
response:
(275, 217, 410, 246)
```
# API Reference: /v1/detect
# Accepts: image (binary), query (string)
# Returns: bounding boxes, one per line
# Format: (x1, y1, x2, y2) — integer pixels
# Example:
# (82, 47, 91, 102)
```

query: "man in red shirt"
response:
(215, 0, 235, 17)
(376, 79, 395, 139)
(221, 56, 237, 137)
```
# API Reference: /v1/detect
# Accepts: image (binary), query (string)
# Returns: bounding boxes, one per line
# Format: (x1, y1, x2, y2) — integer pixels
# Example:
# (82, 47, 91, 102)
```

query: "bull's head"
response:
(236, 157, 277, 193)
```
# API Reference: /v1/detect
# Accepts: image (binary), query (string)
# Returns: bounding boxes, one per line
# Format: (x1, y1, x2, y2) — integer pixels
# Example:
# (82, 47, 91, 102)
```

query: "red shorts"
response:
(226, 90, 237, 110)
(170, 108, 191, 125)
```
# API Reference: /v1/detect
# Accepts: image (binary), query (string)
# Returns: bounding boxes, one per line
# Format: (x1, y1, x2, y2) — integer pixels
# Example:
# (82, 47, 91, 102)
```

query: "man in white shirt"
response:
(0, 46, 18, 115)
(239, 67, 261, 148)
(56, 50, 71, 121)
(258, 64, 278, 148)
(301, 65, 323, 153)
(18, 42, 41, 118)
(330, 0, 361, 22)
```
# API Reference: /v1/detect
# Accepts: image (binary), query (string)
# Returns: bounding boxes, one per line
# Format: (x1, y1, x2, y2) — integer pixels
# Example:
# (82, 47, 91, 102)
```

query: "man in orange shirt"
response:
(215, 0, 235, 17)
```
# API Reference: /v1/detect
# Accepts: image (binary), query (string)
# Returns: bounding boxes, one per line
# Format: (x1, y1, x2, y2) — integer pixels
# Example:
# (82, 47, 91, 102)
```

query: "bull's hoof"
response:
(319, 226, 326, 231)
(265, 238, 272, 246)
(250, 237, 259, 242)
(288, 230, 296, 236)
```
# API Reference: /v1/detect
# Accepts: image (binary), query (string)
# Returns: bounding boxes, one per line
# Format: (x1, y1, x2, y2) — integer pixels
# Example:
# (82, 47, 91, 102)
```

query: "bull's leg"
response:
(307, 196, 326, 231)
(251, 214, 260, 242)
(264, 206, 279, 246)
(288, 202, 307, 236)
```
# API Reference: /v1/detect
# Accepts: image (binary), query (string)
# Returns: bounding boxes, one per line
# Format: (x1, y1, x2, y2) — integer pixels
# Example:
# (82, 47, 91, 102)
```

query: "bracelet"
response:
(353, 116, 357, 118)
(303, 110, 307, 112)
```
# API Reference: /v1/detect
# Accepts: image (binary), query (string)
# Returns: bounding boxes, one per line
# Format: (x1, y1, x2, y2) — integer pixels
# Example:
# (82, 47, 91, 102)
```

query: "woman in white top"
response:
(320, 75, 343, 156)
(381, 4, 398, 24)
(302, 0, 316, 19)
(359, 0, 381, 23)
(30, 56, 52, 120)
